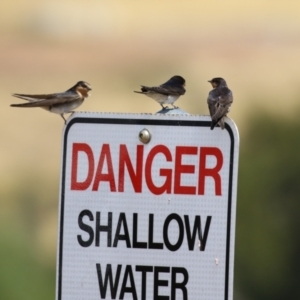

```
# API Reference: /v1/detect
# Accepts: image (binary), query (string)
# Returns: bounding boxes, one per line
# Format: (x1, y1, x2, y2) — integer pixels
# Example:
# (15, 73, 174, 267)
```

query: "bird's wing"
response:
(135, 85, 171, 96)
(135, 83, 185, 96)
(160, 83, 186, 95)
(12, 93, 58, 102)
(207, 91, 218, 117)
(211, 88, 233, 122)
(11, 92, 81, 107)
(208, 102, 216, 117)
(218, 87, 233, 106)
(147, 86, 173, 95)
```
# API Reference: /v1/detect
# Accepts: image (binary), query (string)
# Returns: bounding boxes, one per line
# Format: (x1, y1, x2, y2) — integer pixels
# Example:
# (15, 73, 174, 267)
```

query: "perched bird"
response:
(207, 77, 233, 130)
(134, 75, 186, 109)
(11, 81, 92, 123)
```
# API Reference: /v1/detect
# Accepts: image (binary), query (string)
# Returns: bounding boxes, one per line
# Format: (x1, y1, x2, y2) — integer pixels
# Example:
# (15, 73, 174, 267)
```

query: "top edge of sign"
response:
(65, 111, 235, 124)
(64, 111, 239, 140)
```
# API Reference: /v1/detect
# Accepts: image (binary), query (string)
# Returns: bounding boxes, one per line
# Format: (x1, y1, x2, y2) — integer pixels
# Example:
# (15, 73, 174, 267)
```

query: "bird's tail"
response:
(219, 118, 225, 129)
(10, 102, 37, 107)
(210, 117, 225, 130)
(12, 93, 46, 102)
(210, 120, 218, 130)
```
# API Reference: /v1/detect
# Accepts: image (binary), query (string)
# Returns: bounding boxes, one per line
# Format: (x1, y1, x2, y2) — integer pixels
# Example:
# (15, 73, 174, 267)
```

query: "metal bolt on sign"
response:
(139, 128, 151, 144)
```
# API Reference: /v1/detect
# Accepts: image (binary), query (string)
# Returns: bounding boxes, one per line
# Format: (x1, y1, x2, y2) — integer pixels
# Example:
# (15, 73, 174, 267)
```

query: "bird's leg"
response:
(61, 114, 67, 124)
(172, 104, 178, 109)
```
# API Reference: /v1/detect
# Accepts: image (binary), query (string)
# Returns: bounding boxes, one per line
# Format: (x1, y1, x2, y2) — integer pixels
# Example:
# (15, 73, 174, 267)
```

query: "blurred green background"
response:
(1, 1, 300, 299)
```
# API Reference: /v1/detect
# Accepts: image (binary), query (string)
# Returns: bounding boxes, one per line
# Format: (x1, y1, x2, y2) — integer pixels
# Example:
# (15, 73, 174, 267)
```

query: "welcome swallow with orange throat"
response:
(11, 81, 92, 123)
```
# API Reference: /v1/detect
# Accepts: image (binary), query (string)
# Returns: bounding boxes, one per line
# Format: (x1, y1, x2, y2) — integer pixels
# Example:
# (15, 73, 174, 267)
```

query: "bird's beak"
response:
(208, 80, 212, 83)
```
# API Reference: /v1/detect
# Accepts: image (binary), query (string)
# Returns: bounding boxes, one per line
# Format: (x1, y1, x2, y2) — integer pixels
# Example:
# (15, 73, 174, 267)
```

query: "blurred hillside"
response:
(1, 1, 300, 299)
(235, 113, 300, 300)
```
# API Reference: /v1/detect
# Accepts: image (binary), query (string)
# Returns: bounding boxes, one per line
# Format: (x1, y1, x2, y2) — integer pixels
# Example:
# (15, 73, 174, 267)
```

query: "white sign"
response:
(56, 112, 239, 300)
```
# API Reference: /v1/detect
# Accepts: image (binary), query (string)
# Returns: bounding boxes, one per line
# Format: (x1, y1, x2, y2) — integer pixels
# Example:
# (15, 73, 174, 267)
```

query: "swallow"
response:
(11, 81, 92, 123)
(134, 75, 186, 109)
(207, 77, 233, 130)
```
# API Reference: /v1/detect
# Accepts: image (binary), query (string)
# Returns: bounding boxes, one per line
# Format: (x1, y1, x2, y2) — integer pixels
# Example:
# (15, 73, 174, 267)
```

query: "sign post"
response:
(56, 112, 239, 300)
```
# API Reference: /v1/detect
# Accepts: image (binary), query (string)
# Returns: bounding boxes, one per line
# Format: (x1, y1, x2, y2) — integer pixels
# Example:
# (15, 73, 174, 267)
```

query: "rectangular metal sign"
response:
(56, 112, 239, 300)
